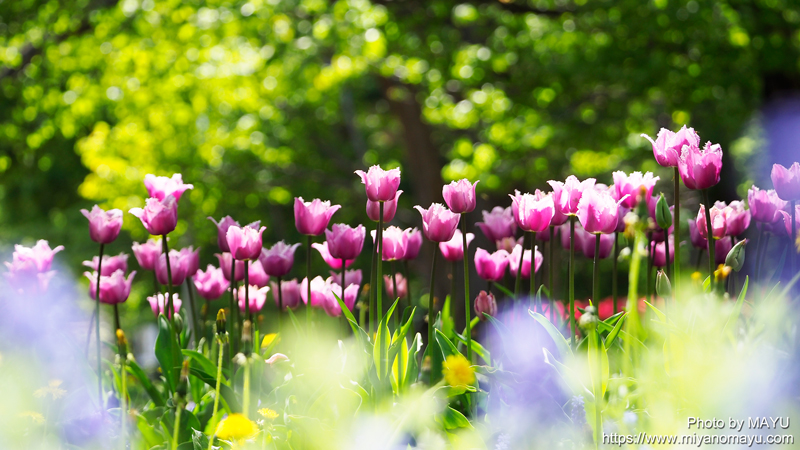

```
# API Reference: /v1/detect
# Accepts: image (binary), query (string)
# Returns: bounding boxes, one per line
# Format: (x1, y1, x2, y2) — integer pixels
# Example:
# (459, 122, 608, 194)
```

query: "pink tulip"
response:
(414, 203, 461, 242)
(778, 205, 800, 237)
(260, 241, 300, 277)
(476, 206, 517, 242)
(325, 224, 366, 261)
(641, 125, 699, 168)
(723, 201, 751, 237)
(156, 250, 188, 286)
(651, 236, 675, 267)
(714, 237, 733, 265)
(248, 260, 271, 288)
(265, 353, 289, 365)
(237, 285, 270, 313)
(194, 265, 229, 300)
(323, 282, 359, 317)
(559, 222, 577, 253)
(474, 248, 510, 282)
(329, 269, 363, 288)
(81, 205, 123, 244)
(9, 240, 64, 276)
(147, 292, 182, 318)
(496, 236, 523, 253)
(509, 190, 555, 233)
(83, 253, 129, 276)
(771, 163, 800, 201)
(129, 196, 178, 236)
(312, 242, 355, 269)
(372, 226, 408, 261)
(678, 141, 723, 190)
(132, 238, 162, 271)
(179, 246, 200, 278)
(577, 187, 623, 235)
(355, 165, 402, 202)
(612, 171, 659, 209)
(507, 244, 543, 279)
(442, 179, 479, 214)
(474, 290, 497, 320)
(143, 173, 193, 202)
(438, 230, 474, 262)
(85, 269, 136, 305)
(696, 203, 728, 240)
(578, 228, 615, 259)
(215, 252, 245, 282)
(748, 186, 786, 224)
(384, 272, 408, 299)
(226, 225, 266, 261)
(688, 219, 707, 249)
(401, 228, 423, 260)
(209, 216, 260, 253)
(367, 190, 402, 222)
(615, 205, 630, 233)
(548, 175, 597, 216)
(294, 197, 341, 236)
(270, 278, 302, 310)
(301, 276, 329, 309)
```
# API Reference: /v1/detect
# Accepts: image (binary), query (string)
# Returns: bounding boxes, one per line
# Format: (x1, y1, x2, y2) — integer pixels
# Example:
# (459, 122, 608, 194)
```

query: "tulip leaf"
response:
(542, 348, 592, 398)
(286, 308, 304, 335)
(643, 300, 666, 323)
(154, 314, 181, 393)
(373, 298, 399, 380)
(529, 311, 573, 360)
(770, 247, 788, 285)
(181, 350, 218, 379)
(492, 282, 515, 301)
(440, 406, 473, 430)
(454, 333, 491, 365)
(440, 295, 455, 339)
(434, 329, 460, 360)
(388, 307, 416, 372)
(604, 312, 627, 350)
(588, 329, 609, 398)
(127, 359, 165, 407)
(189, 366, 241, 413)
(723, 276, 749, 336)
(779, 270, 800, 299)
(334, 291, 372, 355)
(404, 333, 423, 388)
(391, 336, 408, 394)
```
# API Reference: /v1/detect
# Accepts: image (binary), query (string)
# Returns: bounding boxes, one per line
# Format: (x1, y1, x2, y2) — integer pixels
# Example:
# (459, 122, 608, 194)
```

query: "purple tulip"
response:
(194, 265, 229, 300)
(615, 205, 630, 233)
(414, 203, 461, 242)
(577, 228, 615, 259)
(260, 241, 301, 277)
(748, 186, 786, 224)
(559, 222, 577, 253)
(294, 197, 341, 236)
(507, 244, 543, 279)
(179, 246, 201, 278)
(651, 236, 675, 268)
(367, 190, 402, 222)
(143, 173, 193, 202)
(401, 228, 423, 260)
(85, 269, 136, 305)
(215, 252, 245, 282)
(328, 269, 363, 288)
(355, 165, 402, 202)
(147, 293, 181, 318)
(248, 260, 271, 288)
(236, 285, 269, 313)
(442, 178, 479, 214)
(312, 242, 354, 269)
(509, 190, 555, 233)
(723, 201, 751, 237)
(577, 187, 622, 235)
(132, 238, 162, 271)
(372, 226, 408, 261)
(474, 290, 497, 320)
(641, 125, 699, 168)
(83, 253, 129, 276)
(476, 206, 517, 242)
(696, 202, 728, 240)
(384, 273, 408, 299)
(688, 219, 707, 249)
(612, 171, 659, 209)
(271, 278, 302, 310)
(129, 196, 178, 236)
(678, 141, 723, 190)
(156, 250, 188, 286)
(81, 205, 123, 244)
(226, 225, 266, 261)
(208, 216, 241, 253)
(778, 205, 800, 237)
(438, 229, 474, 262)
(474, 247, 510, 282)
(771, 162, 800, 201)
(325, 224, 366, 261)
(714, 238, 733, 265)
(548, 175, 596, 217)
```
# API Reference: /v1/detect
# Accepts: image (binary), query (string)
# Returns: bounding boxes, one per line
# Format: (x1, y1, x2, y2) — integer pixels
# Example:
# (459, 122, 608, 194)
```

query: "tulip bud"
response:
(655, 193, 672, 230)
(655, 270, 672, 298)
(173, 313, 183, 334)
(116, 329, 128, 358)
(175, 360, 190, 405)
(474, 291, 497, 320)
(242, 320, 252, 356)
(579, 305, 598, 331)
(216, 309, 228, 343)
(725, 239, 747, 272)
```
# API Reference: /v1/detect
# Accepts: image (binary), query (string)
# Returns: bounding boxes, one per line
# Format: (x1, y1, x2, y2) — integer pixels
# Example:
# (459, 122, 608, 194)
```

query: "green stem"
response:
(113, 304, 121, 334)
(244, 260, 251, 326)
(377, 202, 385, 326)
(162, 236, 175, 323)
(549, 225, 556, 323)
(664, 227, 672, 283)
(702, 190, 716, 288)
(592, 329, 602, 449)
(369, 224, 378, 334)
(120, 358, 127, 450)
(612, 232, 619, 315)
(428, 249, 438, 385)
(569, 216, 577, 348)
(211, 337, 224, 424)
(514, 233, 526, 300)
(172, 407, 182, 450)
(95, 243, 104, 409)
(243, 359, 251, 419)
(646, 232, 653, 302)
(673, 166, 681, 299)
(461, 217, 472, 362)
(306, 235, 313, 328)
(593, 234, 600, 306)
(277, 277, 283, 333)
(186, 277, 201, 348)
(229, 257, 238, 357)
(529, 231, 537, 312)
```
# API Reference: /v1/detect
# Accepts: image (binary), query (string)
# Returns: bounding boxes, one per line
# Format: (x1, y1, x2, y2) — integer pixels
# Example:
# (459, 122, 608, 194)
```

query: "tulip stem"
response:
(306, 235, 313, 329)
(568, 216, 577, 348)
(403, 260, 411, 307)
(664, 228, 672, 284)
(244, 261, 251, 335)
(162, 236, 175, 322)
(428, 249, 438, 384)
(702, 190, 716, 288)
(461, 217, 473, 362)
(120, 355, 127, 450)
(391, 261, 398, 329)
(95, 243, 104, 410)
(514, 233, 526, 301)
(369, 226, 378, 334)
(377, 203, 385, 326)
(277, 277, 283, 333)
(209, 336, 225, 450)
(113, 304, 121, 333)
(172, 407, 181, 450)
(549, 225, 556, 324)
(230, 257, 238, 356)
(646, 232, 653, 302)
(612, 232, 619, 315)
(186, 278, 201, 348)
(673, 166, 681, 300)
(530, 231, 537, 312)
(243, 358, 251, 419)
(593, 234, 600, 306)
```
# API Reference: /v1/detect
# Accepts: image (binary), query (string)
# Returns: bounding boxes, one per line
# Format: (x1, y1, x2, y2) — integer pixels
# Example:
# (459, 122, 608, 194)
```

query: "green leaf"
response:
(770, 246, 788, 285)
(154, 314, 180, 393)
(181, 350, 218, 377)
(542, 348, 593, 398)
(779, 270, 800, 299)
(441, 406, 473, 430)
(529, 311, 573, 360)
(404, 333, 423, 389)
(189, 367, 241, 413)
(286, 308, 303, 335)
(127, 360, 165, 407)
(483, 312, 512, 354)
(723, 276, 749, 336)
(434, 329, 460, 361)
(493, 282, 515, 300)
(334, 291, 372, 355)
(643, 299, 666, 323)
(454, 333, 491, 365)
(373, 298, 399, 380)
(587, 330, 609, 398)
(388, 307, 416, 380)
(440, 295, 454, 339)
(604, 312, 627, 349)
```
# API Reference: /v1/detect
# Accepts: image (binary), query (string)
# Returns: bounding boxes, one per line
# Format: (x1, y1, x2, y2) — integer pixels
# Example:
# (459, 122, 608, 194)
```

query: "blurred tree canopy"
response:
(1, 0, 798, 266)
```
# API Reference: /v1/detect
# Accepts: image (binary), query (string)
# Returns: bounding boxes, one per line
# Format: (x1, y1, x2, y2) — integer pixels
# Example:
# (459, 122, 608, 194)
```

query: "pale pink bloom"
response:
(81, 205, 123, 244)
(476, 206, 516, 242)
(270, 278, 302, 310)
(548, 175, 597, 216)
(325, 224, 366, 261)
(355, 165, 402, 202)
(577, 187, 623, 234)
(132, 238, 162, 271)
(86, 269, 136, 305)
(155, 250, 188, 286)
(215, 252, 245, 282)
(651, 236, 675, 268)
(312, 242, 355, 269)
(474, 290, 497, 320)
(384, 272, 408, 299)
(260, 241, 301, 277)
(509, 190, 555, 233)
(723, 201, 751, 237)
(179, 246, 201, 277)
(265, 353, 289, 365)
(10, 240, 64, 273)
(367, 190, 402, 222)
(328, 269, 363, 288)
(414, 203, 460, 242)
(748, 186, 786, 224)
(83, 253, 129, 276)
(442, 179, 479, 214)
(236, 285, 270, 313)
(194, 265, 229, 300)
(678, 142, 723, 190)
(144, 173, 193, 202)
(226, 225, 266, 261)
(147, 292, 182, 318)
(372, 226, 408, 261)
(641, 125, 699, 168)
(696, 202, 728, 240)
(129, 196, 178, 236)
(611, 171, 659, 209)
(771, 162, 800, 201)
(438, 229, 474, 262)
(294, 197, 341, 236)
(474, 248, 510, 282)
(401, 228, 423, 260)
(248, 260, 271, 288)
(507, 244, 543, 279)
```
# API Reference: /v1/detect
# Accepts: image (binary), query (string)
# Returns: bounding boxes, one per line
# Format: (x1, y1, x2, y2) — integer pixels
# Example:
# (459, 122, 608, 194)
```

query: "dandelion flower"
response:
(34, 380, 66, 400)
(215, 413, 257, 442)
(442, 354, 475, 387)
(258, 408, 279, 420)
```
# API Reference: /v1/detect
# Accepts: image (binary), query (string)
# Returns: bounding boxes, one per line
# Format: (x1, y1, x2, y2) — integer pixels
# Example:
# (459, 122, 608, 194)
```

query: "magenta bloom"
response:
(651, 236, 675, 268)
(248, 260, 271, 288)
(442, 179, 479, 214)
(194, 265, 229, 300)
(612, 171, 659, 209)
(438, 230, 474, 262)
(507, 244, 543, 279)
(208, 216, 242, 253)
(723, 201, 751, 237)
(260, 241, 301, 277)
(510, 190, 555, 233)
(355, 165, 402, 202)
(85, 269, 136, 305)
(474, 248, 510, 282)
(144, 173, 193, 202)
(678, 142, 723, 190)
(156, 250, 188, 286)
(414, 203, 460, 242)
(696, 202, 728, 240)
(714, 237, 733, 265)
(476, 206, 516, 242)
(578, 228, 615, 259)
(215, 252, 245, 282)
(294, 197, 341, 236)
(384, 273, 408, 299)
(179, 246, 200, 278)
(83, 253, 129, 276)
(323, 282, 359, 317)
(748, 186, 786, 224)
(312, 242, 355, 269)
(132, 238, 162, 271)
(81, 205, 123, 244)
(147, 293, 182, 318)
(373, 226, 408, 261)
(771, 162, 800, 201)
(474, 290, 497, 321)
(271, 278, 302, 310)
(641, 125, 699, 168)
(559, 223, 576, 252)
(226, 225, 266, 261)
(778, 205, 800, 236)
(129, 196, 178, 236)
(367, 190, 402, 222)
(688, 219, 707, 249)
(577, 187, 622, 235)
(325, 224, 366, 261)
(329, 269, 363, 288)
(402, 228, 423, 260)
(548, 176, 597, 216)
(237, 285, 269, 313)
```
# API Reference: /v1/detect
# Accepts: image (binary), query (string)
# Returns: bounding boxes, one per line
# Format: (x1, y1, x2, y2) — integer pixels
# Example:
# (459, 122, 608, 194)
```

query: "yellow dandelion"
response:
(260, 333, 279, 349)
(258, 408, 279, 420)
(215, 413, 257, 442)
(442, 354, 475, 387)
(34, 379, 66, 400)
(19, 411, 45, 424)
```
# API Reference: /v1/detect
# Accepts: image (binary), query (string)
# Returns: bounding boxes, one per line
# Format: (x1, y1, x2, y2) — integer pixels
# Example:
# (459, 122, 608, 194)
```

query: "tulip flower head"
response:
(11, 240, 64, 273)
(771, 162, 800, 201)
(474, 290, 497, 321)
(414, 203, 461, 242)
(748, 186, 786, 224)
(509, 190, 555, 233)
(323, 282, 359, 317)
(778, 205, 800, 237)
(367, 190, 402, 222)
(179, 246, 200, 278)
(85, 269, 136, 305)
(548, 175, 597, 217)
(312, 242, 355, 269)
(208, 216, 247, 253)
(384, 272, 408, 299)
(81, 205, 123, 244)
(641, 125, 699, 168)
(372, 226, 408, 261)
(577, 187, 625, 235)
(442, 179, 479, 214)
(696, 202, 728, 240)
(270, 278, 302, 310)
(147, 292, 182, 318)
(132, 238, 162, 271)
(236, 285, 270, 313)
(507, 244, 543, 279)
(579, 230, 615, 259)
(688, 219, 707, 250)
(260, 241, 301, 277)
(438, 229, 474, 262)
(678, 141, 723, 190)
(325, 224, 366, 261)
(329, 269, 363, 288)
(129, 196, 178, 236)
(194, 265, 229, 300)
(215, 252, 245, 282)
(248, 260, 271, 288)
(612, 171, 659, 209)
(474, 247, 510, 282)
(294, 197, 341, 236)
(83, 253, 129, 276)
(156, 250, 188, 286)
(476, 206, 517, 242)
(722, 201, 751, 237)
(355, 165, 402, 202)
(143, 173, 193, 202)
(651, 236, 675, 268)
(226, 225, 266, 261)
(401, 228, 423, 260)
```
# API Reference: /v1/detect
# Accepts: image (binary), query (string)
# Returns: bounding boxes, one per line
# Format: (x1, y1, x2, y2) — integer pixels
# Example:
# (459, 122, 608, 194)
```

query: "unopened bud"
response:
(579, 305, 598, 331)
(242, 320, 252, 356)
(656, 270, 672, 298)
(725, 239, 747, 272)
(173, 313, 183, 334)
(216, 309, 227, 336)
(655, 193, 672, 230)
(474, 290, 497, 321)
(116, 329, 128, 357)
